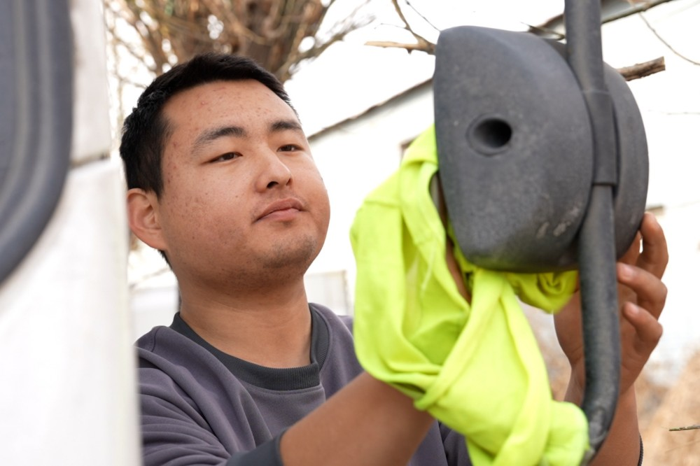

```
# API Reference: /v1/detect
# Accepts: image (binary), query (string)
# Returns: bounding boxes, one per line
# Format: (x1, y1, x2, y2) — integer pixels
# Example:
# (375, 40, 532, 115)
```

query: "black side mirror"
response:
(433, 2, 648, 460)
(434, 26, 647, 272)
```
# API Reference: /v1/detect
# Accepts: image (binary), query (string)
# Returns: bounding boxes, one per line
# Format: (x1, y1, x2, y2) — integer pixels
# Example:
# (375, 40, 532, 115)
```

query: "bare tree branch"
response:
(604, 0, 679, 25)
(281, 29, 343, 81)
(278, 1, 373, 81)
(104, 0, 371, 80)
(366, 45, 664, 81)
(365, 40, 434, 54)
(670, 424, 700, 432)
(635, 8, 700, 66)
(403, 0, 440, 34)
(388, 0, 435, 54)
(524, 23, 565, 40)
(529, 0, 681, 38)
(618, 56, 666, 80)
(104, 1, 158, 73)
(381, 1, 671, 80)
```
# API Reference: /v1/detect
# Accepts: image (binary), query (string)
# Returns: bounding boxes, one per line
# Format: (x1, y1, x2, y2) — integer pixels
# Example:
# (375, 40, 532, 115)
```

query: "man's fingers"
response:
(637, 212, 669, 278)
(622, 302, 663, 346)
(619, 231, 642, 266)
(617, 262, 667, 319)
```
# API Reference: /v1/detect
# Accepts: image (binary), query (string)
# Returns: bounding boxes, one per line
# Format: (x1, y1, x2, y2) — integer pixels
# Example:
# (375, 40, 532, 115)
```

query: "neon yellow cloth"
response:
(351, 126, 589, 466)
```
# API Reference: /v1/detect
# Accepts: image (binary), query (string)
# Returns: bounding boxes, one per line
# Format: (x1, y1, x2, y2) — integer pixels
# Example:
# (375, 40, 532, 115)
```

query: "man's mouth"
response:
(257, 198, 304, 221)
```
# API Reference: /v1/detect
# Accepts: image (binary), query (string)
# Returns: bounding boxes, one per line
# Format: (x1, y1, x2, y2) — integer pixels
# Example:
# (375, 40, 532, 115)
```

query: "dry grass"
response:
(524, 304, 700, 465)
(642, 351, 700, 465)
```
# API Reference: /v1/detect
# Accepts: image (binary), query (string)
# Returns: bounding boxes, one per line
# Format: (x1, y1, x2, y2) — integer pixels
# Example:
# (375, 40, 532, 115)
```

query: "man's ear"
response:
(127, 188, 168, 252)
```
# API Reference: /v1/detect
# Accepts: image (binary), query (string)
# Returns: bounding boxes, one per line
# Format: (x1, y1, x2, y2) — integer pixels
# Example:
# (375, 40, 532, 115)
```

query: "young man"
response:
(122, 53, 668, 465)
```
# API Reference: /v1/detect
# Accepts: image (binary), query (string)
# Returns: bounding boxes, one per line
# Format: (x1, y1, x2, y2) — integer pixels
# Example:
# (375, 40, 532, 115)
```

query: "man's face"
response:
(152, 79, 330, 289)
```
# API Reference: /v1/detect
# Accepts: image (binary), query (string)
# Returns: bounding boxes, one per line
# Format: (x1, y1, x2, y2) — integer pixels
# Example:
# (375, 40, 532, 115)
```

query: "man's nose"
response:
(255, 149, 292, 191)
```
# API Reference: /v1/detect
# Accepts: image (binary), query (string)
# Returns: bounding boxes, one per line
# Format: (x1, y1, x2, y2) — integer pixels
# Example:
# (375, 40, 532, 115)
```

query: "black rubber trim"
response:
(564, 0, 622, 459)
(0, 0, 74, 285)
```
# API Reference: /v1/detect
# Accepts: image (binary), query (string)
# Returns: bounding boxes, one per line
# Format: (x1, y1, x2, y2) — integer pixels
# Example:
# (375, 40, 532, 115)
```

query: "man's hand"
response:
(554, 212, 667, 464)
(554, 212, 668, 399)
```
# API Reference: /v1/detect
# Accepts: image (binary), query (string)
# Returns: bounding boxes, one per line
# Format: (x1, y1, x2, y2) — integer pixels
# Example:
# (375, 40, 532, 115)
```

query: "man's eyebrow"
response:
(270, 119, 303, 133)
(191, 120, 303, 153)
(193, 125, 246, 151)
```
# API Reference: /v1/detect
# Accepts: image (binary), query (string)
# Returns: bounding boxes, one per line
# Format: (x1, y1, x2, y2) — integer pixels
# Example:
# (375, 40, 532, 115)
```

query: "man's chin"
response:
(260, 235, 320, 273)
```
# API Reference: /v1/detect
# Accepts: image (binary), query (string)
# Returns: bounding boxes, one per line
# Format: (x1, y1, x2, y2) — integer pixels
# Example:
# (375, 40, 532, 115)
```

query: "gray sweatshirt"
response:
(137, 303, 471, 465)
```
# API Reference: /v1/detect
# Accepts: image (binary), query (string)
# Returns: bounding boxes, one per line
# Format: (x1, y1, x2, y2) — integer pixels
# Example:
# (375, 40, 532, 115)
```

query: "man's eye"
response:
(279, 144, 300, 152)
(211, 152, 239, 163)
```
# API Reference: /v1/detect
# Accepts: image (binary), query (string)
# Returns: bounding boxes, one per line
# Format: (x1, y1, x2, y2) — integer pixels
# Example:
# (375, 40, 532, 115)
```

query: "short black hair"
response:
(120, 53, 294, 198)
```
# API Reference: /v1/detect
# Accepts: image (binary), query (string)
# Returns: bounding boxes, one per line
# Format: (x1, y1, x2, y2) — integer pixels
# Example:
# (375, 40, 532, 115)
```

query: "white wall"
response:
(601, 2, 700, 383)
(0, 1, 140, 464)
(308, 82, 435, 309)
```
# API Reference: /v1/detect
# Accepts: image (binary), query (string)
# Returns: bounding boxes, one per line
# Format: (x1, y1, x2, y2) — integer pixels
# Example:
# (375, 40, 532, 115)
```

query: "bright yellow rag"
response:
(351, 126, 589, 465)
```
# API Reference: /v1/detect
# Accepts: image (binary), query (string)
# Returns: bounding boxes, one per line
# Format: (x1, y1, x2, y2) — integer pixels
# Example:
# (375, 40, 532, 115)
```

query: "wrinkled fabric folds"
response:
(351, 126, 589, 466)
